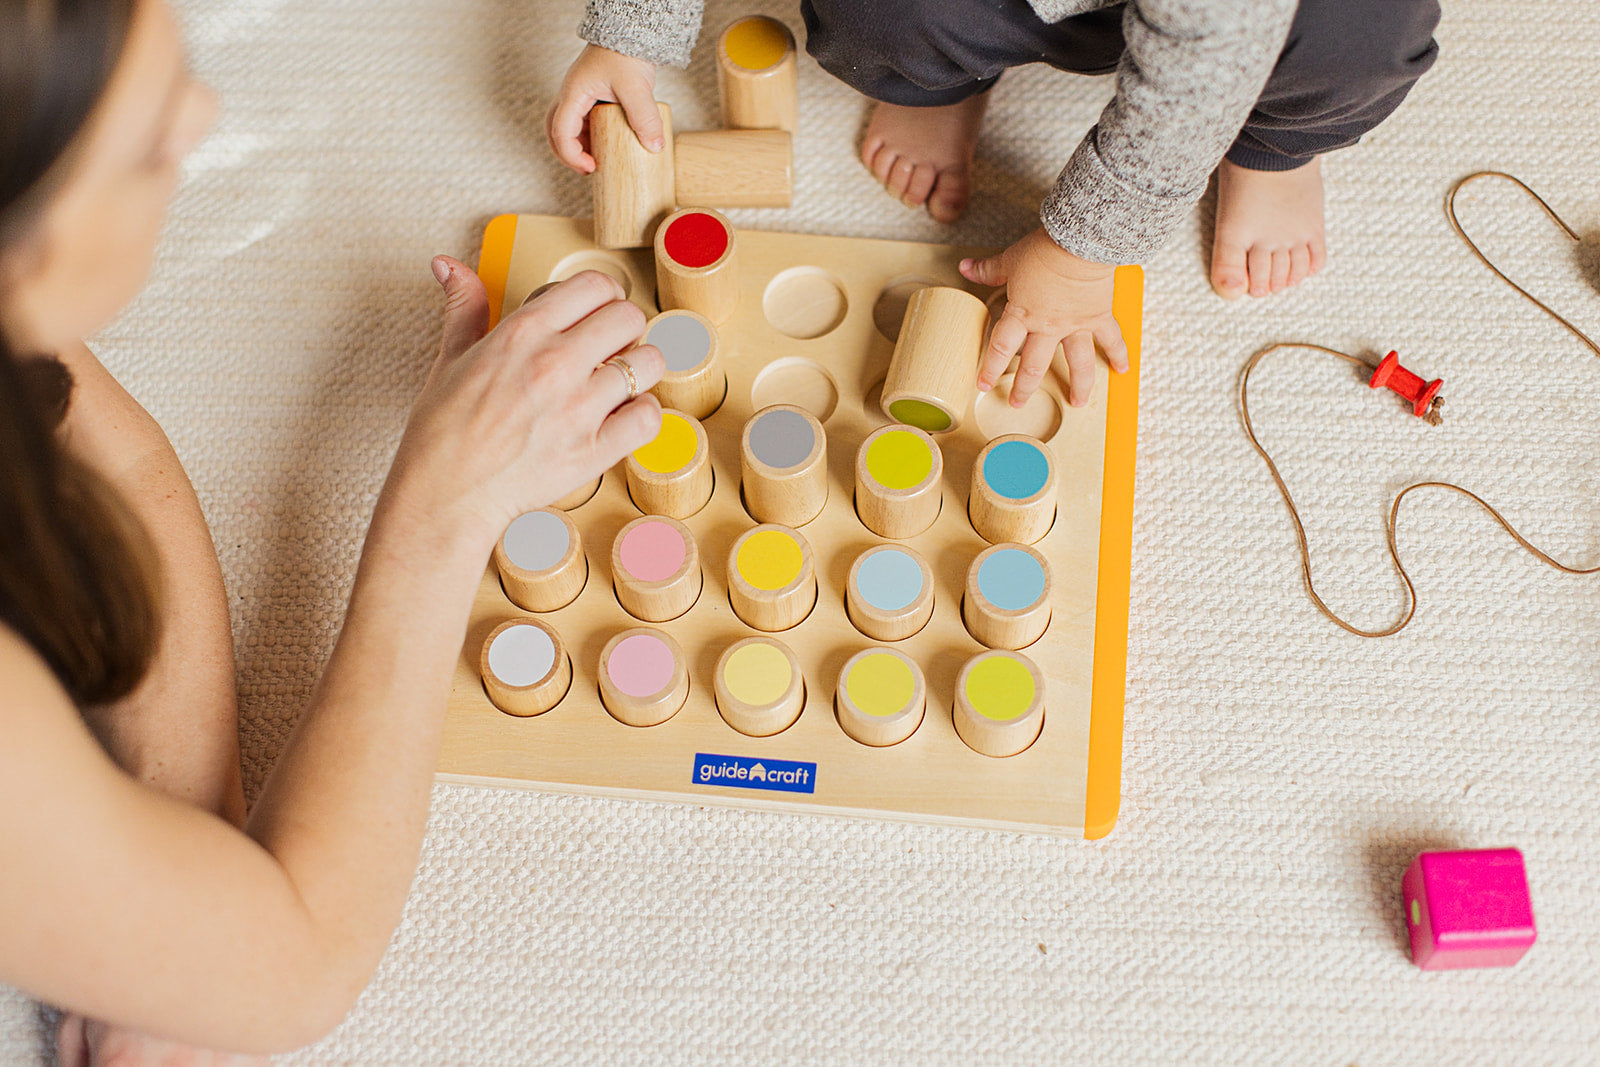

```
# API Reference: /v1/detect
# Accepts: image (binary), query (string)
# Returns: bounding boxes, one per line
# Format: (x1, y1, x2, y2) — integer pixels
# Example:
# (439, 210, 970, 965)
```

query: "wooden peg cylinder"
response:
(834, 647, 926, 747)
(598, 627, 690, 727)
(551, 477, 601, 511)
(493, 508, 586, 612)
(727, 523, 816, 632)
(626, 409, 713, 518)
(969, 434, 1057, 545)
(716, 16, 798, 132)
(846, 544, 934, 642)
(674, 129, 793, 209)
(643, 309, 725, 419)
(954, 650, 1045, 757)
(714, 636, 805, 737)
(654, 208, 739, 325)
(741, 404, 827, 527)
(854, 424, 943, 539)
(882, 286, 987, 433)
(611, 515, 702, 622)
(591, 102, 676, 250)
(480, 618, 572, 717)
(962, 542, 1052, 650)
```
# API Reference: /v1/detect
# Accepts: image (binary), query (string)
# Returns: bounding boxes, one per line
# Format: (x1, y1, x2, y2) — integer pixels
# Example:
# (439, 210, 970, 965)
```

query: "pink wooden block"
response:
(1402, 848, 1536, 970)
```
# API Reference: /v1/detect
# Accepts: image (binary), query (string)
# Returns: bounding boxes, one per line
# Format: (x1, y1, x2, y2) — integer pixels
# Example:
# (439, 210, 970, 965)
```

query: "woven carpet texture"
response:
(2, 0, 1597, 1062)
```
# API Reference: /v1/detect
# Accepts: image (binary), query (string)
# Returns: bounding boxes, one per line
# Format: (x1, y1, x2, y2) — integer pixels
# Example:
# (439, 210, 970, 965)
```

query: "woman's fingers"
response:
(593, 393, 664, 464)
(587, 343, 666, 414)
(510, 270, 626, 335)
(432, 256, 491, 362)
(557, 296, 648, 372)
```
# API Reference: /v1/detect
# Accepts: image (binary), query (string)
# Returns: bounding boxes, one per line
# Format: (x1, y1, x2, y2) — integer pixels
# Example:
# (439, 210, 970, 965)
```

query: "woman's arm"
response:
(0, 265, 665, 1054)
(52, 341, 245, 825)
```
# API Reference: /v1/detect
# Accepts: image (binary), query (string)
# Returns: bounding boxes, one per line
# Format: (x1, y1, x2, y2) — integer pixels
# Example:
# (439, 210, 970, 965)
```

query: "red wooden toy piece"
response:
(1369, 350, 1444, 425)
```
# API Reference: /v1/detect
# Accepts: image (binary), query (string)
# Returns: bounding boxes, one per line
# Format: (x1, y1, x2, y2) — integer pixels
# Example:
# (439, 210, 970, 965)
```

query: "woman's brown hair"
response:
(1, 0, 160, 706)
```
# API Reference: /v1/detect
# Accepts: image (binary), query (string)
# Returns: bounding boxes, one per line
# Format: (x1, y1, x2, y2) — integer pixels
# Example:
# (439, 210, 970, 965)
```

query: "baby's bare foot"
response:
(1210, 157, 1326, 299)
(860, 95, 989, 224)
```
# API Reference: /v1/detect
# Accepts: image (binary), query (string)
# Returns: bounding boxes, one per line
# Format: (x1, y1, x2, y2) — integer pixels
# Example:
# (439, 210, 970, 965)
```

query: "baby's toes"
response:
(886, 156, 917, 200)
(1309, 235, 1328, 275)
(1246, 247, 1272, 297)
(1209, 236, 1249, 300)
(901, 163, 937, 208)
(928, 168, 970, 224)
(871, 148, 900, 187)
(1269, 248, 1290, 293)
(1287, 245, 1311, 287)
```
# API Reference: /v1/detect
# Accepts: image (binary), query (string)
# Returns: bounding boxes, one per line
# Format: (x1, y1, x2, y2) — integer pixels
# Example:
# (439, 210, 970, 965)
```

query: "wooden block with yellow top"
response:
(716, 16, 798, 132)
(625, 408, 713, 519)
(448, 212, 1145, 838)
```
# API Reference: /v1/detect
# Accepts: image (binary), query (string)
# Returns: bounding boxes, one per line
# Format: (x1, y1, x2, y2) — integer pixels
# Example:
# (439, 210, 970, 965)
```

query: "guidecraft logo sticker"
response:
(693, 753, 816, 794)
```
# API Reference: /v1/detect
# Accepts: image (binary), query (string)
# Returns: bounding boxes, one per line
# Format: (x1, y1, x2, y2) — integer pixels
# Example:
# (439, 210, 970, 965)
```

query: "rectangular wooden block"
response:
(449, 214, 1143, 837)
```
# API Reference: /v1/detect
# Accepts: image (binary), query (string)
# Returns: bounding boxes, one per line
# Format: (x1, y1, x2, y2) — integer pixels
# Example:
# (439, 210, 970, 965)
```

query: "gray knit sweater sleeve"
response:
(1039, 0, 1296, 265)
(578, 0, 705, 69)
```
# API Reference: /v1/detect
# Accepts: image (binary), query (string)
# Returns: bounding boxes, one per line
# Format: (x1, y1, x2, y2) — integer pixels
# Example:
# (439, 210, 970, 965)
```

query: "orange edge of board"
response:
(1082, 264, 1143, 839)
(479, 213, 518, 329)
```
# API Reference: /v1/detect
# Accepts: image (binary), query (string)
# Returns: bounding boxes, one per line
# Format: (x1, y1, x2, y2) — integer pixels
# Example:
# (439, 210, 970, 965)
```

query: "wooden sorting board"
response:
(438, 213, 1142, 838)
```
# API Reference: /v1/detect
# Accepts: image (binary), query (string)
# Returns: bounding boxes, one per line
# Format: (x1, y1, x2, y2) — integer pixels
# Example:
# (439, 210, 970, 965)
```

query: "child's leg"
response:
(802, 0, 1123, 222)
(1211, 0, 1441, 297)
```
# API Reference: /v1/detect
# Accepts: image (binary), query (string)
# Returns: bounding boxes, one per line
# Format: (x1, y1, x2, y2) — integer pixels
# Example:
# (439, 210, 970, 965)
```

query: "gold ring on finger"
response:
(605, 354, 639, 402)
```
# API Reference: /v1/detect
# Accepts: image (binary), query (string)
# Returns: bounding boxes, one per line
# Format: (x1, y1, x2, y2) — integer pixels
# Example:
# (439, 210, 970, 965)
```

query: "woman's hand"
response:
(378, 258, 665, 557)
(546, 44, 665, 173)
(56, 1014, 266, 1066)
(959, 227, 1129, 409)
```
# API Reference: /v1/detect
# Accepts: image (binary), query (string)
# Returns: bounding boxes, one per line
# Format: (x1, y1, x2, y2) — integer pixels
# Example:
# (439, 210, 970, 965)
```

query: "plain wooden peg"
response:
(716, 16, 798, 132)
(714, 636, 806, 737)
(493, 507, 586, 612)
(741, 404, 827, 527)
(655, 208, 740, 325)
(590, 102, 676, 250)
(674, 129, 793, 209)
(953, 649, 1045, 757)
(882, 286, 988, 433)
(480, 618, 572, 717)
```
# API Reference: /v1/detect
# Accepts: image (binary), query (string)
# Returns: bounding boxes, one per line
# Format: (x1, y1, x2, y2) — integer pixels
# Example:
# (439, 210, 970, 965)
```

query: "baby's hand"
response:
(959, 228, 1128, 409)
(546, 44, 664, 173)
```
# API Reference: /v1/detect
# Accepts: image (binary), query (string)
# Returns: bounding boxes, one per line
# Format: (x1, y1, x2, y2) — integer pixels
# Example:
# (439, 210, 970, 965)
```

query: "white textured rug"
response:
(4, 0, 1598, 1062)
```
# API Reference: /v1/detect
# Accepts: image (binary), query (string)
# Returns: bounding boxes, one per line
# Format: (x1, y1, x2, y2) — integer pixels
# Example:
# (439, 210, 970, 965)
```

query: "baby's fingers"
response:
(547, 94, 597, 172)
(1062, 331, 1098, 408)
(1096, 318, 1129, 375)
(978, 309, 1027, 391)
(1009, 332, 1059, 408)
(614, 80, 665, 153)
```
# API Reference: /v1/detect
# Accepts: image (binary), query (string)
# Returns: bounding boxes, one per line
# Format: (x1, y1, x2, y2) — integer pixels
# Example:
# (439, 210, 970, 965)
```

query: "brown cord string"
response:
(1239, 172, 1599, 637)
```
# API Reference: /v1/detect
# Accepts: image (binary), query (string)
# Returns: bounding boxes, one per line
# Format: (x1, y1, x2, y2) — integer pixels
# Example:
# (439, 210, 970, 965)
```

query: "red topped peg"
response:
(1369, 350, 1444, 425)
